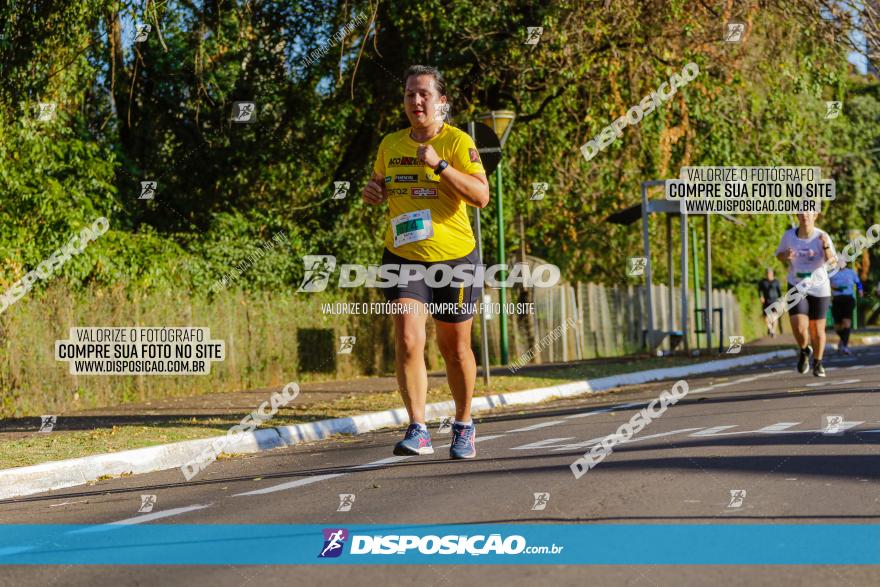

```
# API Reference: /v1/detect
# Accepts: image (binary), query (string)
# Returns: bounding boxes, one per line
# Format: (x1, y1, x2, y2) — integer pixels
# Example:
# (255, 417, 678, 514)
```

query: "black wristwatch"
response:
(434, 160, 449, 175)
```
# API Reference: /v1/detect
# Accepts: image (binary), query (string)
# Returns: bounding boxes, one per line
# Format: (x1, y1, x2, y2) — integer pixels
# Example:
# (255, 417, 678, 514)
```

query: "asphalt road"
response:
(2, 346, 880, 586)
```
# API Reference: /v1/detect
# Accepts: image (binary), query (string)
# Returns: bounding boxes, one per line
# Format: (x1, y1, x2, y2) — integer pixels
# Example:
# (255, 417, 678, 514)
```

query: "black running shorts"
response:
(831, 295, 855, 323)
(789, 294, 831, 321)
(380, 246, 483, 323)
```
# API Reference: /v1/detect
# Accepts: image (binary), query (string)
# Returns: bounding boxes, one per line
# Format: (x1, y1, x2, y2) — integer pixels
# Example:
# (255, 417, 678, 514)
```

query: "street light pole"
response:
(477, 110, 515, 368)
(496, 159, 509, 365)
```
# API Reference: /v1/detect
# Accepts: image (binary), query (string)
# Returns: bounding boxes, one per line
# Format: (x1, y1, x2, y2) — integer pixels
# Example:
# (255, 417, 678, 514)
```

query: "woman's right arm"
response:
(775, 233, 793, 264)
(363, 172, 387, 205)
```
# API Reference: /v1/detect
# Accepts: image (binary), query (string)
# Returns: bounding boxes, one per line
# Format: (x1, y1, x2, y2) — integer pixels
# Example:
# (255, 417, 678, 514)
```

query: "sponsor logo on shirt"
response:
(384, 176, 392, 184)
(389, 157, 422, 166)
(469, 148, 481, 163)
(395, 174, 417, 183)
(389, 188, 409, 196)
(411, 188, 438, 198)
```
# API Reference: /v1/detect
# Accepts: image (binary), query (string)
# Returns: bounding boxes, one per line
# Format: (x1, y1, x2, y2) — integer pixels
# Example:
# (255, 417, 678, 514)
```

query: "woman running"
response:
(775, 211, 836, 377)
(362, 65, 489, 459)
(829, 254, 862, 355)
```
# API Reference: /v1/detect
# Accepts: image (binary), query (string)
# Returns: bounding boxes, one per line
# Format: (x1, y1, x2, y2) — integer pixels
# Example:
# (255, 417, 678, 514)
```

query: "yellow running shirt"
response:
(372, 124, 485, 262)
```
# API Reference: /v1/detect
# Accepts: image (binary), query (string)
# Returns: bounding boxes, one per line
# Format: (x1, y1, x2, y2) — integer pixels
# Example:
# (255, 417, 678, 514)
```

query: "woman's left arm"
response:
(439, 167, 490, 208)
(416, 143, 490, 208)
(820, 233, 835, 262)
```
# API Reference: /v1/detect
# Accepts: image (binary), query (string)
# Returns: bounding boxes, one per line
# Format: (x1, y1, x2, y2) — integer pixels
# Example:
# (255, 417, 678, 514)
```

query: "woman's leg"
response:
(840, 317, 852, 348)
(435, 318, 476, 422)
(808, 318, 827, 360)
(790, 313, 809, 348)
(391, 298, 429, 424)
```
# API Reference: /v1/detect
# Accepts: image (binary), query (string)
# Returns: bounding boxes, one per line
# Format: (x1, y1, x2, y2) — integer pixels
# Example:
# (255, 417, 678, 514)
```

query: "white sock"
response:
(454, 419, 472, 426)
(413, 422, 427, 431)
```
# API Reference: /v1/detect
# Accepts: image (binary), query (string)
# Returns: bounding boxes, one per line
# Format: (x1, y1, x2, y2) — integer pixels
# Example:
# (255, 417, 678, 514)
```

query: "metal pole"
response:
(497, 161, 509, 365)
(561, 285, 568, 361)
(641, 183, 654, 351)
(691, 225, 702, 349)
(680, 208, 689, 353)
(469, 122, 490, 385)
(666, 214, 674, 350)
(704, 214, 713, 352)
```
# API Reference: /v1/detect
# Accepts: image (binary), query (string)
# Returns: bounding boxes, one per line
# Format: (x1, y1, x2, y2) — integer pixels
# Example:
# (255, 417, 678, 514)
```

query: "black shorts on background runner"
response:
(789, 294, 831, 321)
(831, 295, 855, 323)
(381, 246, 483, 323)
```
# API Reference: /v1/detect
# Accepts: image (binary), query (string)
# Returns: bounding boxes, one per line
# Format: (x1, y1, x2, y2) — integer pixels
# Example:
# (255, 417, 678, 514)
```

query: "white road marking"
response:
(238, 434, 509, 497)
(48, 500, 88, 508)
(805, 379, 861, 388)
(435, 434, 506, 450)
(475, 434, 506, 442)
(508, 420, 564, 433)
(824, 421, 865, 433)
(233, 473, 344, 497)
(620, 427, 706, 444)
(759, 422, 801, 432)
(690, 425, 740, 437)
(565, 402, 646, 419)
(545, 428, 705, 452)
(67, 504, 213, 533)
(549, 435, 622, 452)
(764, 420, 863, 434)
(510, 437, 576, 451)
(352, 456, 412, 469)
(691, 421, 867, 437)
(733, 373, 776, 384)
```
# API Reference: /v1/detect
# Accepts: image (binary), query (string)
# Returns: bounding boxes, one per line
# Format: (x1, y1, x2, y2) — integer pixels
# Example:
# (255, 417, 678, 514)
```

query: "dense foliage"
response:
(2, 0, 879, 296)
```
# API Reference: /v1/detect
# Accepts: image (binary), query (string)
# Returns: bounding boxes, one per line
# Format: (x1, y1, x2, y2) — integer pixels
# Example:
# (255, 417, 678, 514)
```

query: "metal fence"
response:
(480, 282, 742, 365)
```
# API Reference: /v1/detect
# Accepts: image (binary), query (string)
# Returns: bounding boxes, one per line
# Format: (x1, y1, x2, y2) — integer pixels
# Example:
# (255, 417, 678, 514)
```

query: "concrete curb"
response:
(0, 349, 794, 500)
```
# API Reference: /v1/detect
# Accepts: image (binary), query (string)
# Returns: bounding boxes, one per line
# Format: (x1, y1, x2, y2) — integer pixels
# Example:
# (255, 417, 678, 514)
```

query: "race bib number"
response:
(392, 209, 434, 247)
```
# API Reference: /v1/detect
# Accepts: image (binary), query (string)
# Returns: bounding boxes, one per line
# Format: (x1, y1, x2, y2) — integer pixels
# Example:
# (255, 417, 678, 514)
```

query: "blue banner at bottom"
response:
(0, 524, 878, 565)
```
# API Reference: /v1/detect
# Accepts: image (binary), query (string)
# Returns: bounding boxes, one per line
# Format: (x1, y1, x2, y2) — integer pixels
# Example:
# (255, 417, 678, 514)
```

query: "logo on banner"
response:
(319, 528, 349, 558)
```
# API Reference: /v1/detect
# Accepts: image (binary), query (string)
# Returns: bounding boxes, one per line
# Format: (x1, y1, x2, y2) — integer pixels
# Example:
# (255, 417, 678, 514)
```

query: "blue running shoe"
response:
(393, 423, 434, 456)
(450, 421, 476, 459)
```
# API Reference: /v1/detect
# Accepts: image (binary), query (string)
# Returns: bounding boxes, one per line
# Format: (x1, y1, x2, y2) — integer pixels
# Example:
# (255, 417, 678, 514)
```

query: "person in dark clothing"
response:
(758, 268, 783, 337)
(829, 254, 863, 355)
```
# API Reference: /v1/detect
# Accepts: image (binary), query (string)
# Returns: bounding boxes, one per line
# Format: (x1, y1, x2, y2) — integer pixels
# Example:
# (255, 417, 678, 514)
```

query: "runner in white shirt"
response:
(775, 211, 836, 377)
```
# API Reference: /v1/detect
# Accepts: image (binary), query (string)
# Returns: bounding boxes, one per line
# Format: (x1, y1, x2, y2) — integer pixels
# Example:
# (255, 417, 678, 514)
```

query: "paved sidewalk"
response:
(0, 354, 662, 434)
(0, 340, 838, 438)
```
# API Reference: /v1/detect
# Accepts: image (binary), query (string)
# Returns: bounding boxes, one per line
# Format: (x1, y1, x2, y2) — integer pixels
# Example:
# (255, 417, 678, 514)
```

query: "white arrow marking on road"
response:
(67, 504, 213, 533)
(508, 420, 565, 433)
